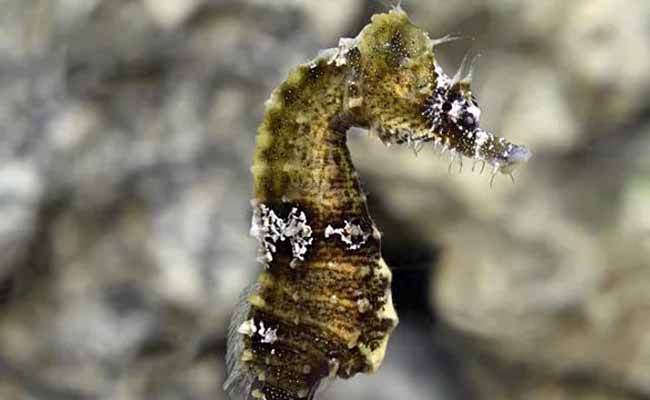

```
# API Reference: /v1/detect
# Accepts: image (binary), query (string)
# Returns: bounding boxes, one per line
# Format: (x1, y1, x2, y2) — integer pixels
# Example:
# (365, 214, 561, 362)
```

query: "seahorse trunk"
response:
(231, 51, 398, 399)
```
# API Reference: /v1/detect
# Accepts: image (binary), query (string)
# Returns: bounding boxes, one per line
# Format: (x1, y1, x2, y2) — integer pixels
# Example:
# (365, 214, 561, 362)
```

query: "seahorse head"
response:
(349, 7, 530, 179)
(423, 70, 531, 175)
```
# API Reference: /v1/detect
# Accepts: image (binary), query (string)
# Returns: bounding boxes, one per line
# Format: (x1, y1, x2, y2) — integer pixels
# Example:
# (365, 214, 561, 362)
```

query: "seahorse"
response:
(224, 6, 530, 400)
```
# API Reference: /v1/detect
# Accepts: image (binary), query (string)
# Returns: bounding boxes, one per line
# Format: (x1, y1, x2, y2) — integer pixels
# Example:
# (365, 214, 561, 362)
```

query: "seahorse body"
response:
(225, 7, 530, 400)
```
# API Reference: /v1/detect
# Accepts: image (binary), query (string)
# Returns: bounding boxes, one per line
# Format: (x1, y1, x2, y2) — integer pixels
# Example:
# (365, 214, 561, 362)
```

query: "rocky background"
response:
(1, 0, 649, 399)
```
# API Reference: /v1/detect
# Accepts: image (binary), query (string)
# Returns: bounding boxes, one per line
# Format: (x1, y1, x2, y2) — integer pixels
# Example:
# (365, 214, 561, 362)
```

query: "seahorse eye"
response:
(442, 102, 452, 112)
(462, 113, 476, 129)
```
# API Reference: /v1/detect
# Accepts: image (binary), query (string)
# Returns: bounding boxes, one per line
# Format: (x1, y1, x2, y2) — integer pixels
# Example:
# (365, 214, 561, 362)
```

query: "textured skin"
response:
(225, 8, 529, 400)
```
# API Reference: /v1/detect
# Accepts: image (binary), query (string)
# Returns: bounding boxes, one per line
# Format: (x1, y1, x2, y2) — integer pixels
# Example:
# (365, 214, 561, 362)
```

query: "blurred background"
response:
(1, 0, 649, 399)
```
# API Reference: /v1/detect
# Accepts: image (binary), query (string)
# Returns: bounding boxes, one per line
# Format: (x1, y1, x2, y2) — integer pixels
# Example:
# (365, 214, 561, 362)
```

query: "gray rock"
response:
(1, 0, 649, 399)
(0, 162, 43, 278)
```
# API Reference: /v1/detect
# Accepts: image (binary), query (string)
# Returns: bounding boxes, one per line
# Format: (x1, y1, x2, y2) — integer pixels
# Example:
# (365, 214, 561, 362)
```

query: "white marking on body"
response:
(237, 318, 257, 337)
(473, 129, 492, 158)
(466, 104, 481, 122)
(433, 61, 451, 88)
(449, 100, 464, 122)
(250, 203, 313, 267)
(258, 321, 278, 344)
(237, 318, 278, 344)
(324, 220, 369, 250)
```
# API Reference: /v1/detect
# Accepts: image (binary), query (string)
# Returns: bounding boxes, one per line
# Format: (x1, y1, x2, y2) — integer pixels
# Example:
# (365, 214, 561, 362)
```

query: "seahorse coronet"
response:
(225, 6, 530, 400)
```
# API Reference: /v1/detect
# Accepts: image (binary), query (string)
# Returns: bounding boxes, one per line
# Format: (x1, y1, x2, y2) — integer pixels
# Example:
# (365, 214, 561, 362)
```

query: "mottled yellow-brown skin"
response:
(225, 8, 528, 400)
(252, 11, 435, 204)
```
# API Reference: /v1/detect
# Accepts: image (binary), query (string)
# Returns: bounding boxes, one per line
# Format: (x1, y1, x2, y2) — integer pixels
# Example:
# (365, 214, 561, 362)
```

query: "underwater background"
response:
(0, 0, 649, 399)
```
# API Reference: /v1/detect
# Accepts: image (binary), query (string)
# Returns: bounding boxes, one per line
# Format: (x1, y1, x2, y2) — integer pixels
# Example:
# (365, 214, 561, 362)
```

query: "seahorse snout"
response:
(499, 144, 531, 174)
